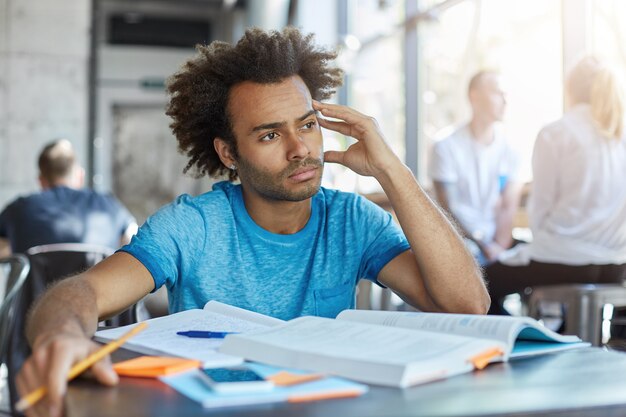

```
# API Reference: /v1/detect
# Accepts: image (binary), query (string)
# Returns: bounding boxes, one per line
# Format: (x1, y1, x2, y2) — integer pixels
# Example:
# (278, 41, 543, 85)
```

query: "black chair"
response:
(6, 244, 140, 415)
(0, 255, 30, 367)
(0, 255, 30, 416)
(24, 243, 141, 326)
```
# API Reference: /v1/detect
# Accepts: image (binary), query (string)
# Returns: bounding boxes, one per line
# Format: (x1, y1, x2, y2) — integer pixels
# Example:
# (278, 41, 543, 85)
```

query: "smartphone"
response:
(199, 367, 274, 394)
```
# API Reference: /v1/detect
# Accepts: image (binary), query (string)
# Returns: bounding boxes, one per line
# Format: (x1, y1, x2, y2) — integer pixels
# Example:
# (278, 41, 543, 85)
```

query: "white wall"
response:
(0, 0, 91, 208)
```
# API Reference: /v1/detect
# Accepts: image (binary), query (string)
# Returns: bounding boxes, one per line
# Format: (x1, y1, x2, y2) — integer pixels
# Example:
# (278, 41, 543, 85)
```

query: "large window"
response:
(591, 0, 626, 74)
(417, 0, 563, 184)
(333, 0, 626, 190)
(324, 0, 405, 193)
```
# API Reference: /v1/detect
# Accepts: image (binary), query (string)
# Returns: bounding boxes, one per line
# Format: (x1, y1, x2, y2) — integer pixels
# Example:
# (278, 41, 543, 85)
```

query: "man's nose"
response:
(285, 132, 310, 160)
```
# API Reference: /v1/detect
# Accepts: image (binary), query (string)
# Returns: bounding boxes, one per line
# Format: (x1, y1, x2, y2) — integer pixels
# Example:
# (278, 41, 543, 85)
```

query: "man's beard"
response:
(236, 156, 323, 202)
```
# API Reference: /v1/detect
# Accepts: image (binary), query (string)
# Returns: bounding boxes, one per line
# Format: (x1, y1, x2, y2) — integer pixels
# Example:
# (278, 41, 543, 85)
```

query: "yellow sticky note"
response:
(266, 371, 324, 386)
(113, 356, 201, 378)
(468, 347, 504, 370)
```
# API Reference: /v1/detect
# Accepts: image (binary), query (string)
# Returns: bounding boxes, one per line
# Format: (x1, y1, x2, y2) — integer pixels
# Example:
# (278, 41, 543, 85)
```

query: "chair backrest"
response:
(0, 255, 30, 364)
(0, 254, 30, 319)
(25, 243, 114, 297)
(25, 242, 115, 256)
(6, 244, 138, 414)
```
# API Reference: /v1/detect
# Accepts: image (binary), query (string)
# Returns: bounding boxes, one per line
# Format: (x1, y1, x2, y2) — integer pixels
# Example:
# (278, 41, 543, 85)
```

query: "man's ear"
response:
(468, 88, 478, 106)
(214, 138, 236, 169)
(38, 174, 49, 190)
(72, 165, 85, 189)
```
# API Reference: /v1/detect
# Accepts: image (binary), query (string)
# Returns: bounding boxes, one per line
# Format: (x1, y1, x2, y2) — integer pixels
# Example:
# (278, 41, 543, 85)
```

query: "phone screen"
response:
(202, 368, 264, 383)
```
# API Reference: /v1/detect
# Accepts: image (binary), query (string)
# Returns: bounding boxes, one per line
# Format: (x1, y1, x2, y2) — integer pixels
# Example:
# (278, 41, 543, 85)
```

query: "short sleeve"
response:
(117, 195, 205, 291)
(355, 197, 410, 284)
(429, 140, 458, 183)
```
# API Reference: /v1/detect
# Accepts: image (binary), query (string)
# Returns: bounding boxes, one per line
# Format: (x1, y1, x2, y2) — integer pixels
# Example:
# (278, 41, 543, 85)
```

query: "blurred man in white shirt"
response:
(430, 71, 523, 266)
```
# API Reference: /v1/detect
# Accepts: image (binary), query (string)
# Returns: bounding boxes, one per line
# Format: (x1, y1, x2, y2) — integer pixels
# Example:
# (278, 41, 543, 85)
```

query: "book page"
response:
(233, 317, 488, 362)
(336, 310, 528, 346)
(95, 308, 272, 366)
(336, 310, 582, 356)
(203, 301, 284, 327)
(220, 316, 504, 387)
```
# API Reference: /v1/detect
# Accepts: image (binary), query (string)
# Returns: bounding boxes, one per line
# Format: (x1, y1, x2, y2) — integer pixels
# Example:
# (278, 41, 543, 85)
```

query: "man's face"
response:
(227, 76, 324, 202)
(470, 74, 507, 122)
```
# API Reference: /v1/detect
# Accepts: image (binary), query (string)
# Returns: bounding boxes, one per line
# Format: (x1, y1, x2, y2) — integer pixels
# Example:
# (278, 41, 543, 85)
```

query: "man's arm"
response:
(17, 252, 154, 417)
(0, 207, 11, 257)
(314, 101, 489, 314)
(0, 238, 10, 258)
(434, 180, 515, 263)
(432, 181, 476, 240)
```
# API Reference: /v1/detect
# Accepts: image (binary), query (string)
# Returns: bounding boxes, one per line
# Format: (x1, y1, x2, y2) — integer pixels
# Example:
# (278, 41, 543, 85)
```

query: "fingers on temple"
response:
(324, 150, 345, 165)
(318, 112, 377, 141)
(314, 100, 367, 123)
(318, 117, 352, 136)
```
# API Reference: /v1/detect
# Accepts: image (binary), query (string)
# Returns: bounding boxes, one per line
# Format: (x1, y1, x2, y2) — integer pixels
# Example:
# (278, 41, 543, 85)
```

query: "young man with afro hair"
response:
(18, 27, 488, 417)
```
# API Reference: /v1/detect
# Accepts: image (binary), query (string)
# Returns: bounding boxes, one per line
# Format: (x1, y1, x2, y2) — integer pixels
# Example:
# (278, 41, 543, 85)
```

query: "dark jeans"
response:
(485, 261, 626, 315)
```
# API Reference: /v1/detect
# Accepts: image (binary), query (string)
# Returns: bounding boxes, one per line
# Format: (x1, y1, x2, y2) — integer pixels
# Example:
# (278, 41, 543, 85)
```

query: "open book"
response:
(96, 302, 588, 387)
(219, 309, 589, 388)
(95, 301, 284, 367)
(335, 309, 587, 360)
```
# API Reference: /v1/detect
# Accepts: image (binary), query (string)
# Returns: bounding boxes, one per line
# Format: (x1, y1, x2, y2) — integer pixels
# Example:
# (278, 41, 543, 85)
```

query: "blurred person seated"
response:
(430, 70, 523, 266)
(486, 57, 626, 315)
(0, 139, 137, 254)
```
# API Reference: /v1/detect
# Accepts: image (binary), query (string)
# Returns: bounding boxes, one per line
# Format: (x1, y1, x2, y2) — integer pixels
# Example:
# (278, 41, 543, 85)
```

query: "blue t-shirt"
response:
(120, 181, 410, 320)
(0, 186, 135, 253)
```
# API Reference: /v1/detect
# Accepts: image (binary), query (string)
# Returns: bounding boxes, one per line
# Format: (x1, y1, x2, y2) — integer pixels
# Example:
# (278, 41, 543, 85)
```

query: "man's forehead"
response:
(473, 73, 495, 88)
(229, 76, 312, 103)
(228, 76, 314, 131)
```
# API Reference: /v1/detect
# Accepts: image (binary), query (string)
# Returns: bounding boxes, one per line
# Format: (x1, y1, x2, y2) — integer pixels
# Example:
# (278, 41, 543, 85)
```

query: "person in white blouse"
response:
(430, 71, 523, 266)
(487, 57, 626, 315)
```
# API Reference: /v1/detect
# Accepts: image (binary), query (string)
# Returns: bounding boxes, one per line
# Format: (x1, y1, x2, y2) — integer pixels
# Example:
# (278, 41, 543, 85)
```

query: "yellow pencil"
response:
(15, 322, 148, 412)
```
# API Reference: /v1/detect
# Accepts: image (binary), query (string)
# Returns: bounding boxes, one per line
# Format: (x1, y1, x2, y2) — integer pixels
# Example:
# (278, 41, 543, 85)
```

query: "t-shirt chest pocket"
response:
(313, 282, 355, 318)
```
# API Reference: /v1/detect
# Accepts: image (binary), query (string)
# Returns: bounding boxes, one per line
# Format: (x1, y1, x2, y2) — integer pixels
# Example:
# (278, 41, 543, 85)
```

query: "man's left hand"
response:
(481, 241, 505, 263)
(313, 100, 400, 178)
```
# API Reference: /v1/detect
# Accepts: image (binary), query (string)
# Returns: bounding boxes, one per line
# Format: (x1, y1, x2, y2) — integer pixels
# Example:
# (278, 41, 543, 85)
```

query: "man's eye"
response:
(303, 121, 316, 129)
(261, 132, 277, 141)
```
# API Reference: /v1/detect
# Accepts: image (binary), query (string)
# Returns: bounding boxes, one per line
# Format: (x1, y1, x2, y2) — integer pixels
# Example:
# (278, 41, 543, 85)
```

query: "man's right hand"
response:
(16, 331, 118, 417)
(480, 241, 505, 263)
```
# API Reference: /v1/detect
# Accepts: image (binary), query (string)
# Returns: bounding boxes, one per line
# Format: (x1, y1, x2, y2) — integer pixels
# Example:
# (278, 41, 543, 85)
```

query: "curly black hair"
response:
(166, 26, 344, 181)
